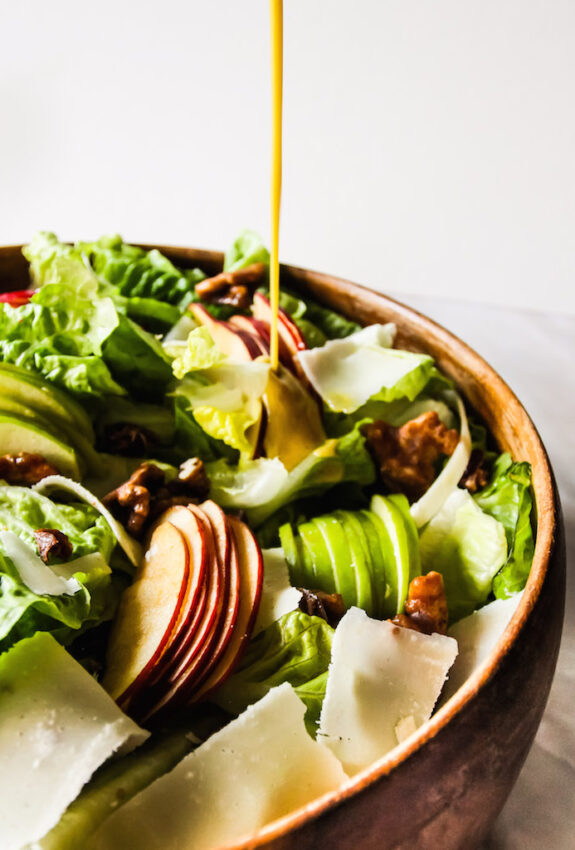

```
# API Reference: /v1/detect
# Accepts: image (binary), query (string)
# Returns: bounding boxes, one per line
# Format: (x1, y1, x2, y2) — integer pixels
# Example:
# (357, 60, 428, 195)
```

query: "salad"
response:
(0, 231, 535, 850)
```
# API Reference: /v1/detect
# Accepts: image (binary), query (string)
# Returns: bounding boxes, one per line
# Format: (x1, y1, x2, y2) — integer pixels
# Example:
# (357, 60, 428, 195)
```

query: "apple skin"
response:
(189, 304, 263, 361)
(0, 289, 34, 307)
(144, 506, 209, 676)
(102, 521, 190, 707)
(191, 514, 264, 703)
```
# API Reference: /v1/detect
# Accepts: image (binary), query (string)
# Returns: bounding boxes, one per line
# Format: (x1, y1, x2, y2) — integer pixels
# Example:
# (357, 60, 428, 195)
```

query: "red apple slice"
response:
(189, 304, 263, 361)
(190, 501, 240, 689)
(191, 514, 264, 703)
(142, 505, 230, 720)
(228, 315, 270, 356)
(146, 505, 209, 671)
(252, 292, 307, 350)
(102, 521, 189, 705)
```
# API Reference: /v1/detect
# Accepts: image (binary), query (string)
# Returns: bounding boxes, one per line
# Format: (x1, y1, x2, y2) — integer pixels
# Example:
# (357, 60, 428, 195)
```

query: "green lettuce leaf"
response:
(212, 610, 333, 734)
(277, 288, 360, 344)
(419, 487, 508, 622)
(208, 424, 376, 526)
(224, 230, 270, 272)
(474, 454, 535, 598)
(0, 485, 121, 649)
(79, 234, 205, 308)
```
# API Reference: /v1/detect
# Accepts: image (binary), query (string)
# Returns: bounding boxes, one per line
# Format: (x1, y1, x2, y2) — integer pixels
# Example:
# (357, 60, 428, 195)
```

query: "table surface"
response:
(400, 295, 574, 848)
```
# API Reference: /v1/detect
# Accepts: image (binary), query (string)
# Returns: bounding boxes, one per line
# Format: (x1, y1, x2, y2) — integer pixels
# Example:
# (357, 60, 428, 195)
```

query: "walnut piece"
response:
(33, 529, 73, 564)
(0, 453, 59, 486)
(459, 448, 489, 493)
(362, 412, 460, 501)
(391, 571, 448, 635)
(195, 262, 267, 310)
(298, 588, 346, 627)
(102, 423, 159, 456)
(103, 459, 210, 538)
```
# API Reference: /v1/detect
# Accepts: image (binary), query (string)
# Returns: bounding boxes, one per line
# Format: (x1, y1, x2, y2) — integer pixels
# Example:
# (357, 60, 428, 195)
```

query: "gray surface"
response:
(401, 295, 574, 848)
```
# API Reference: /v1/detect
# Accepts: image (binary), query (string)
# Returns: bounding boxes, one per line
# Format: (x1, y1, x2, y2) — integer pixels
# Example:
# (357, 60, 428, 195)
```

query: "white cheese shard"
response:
(318, 607, 458, 775)
(89, 684, 348, 850)
(442, 594, 523, 702)
(296, 323, 435, 414)
(0, 633, 148, 850)
(254, 547, 301, 634)
(0, 530, 81, 596)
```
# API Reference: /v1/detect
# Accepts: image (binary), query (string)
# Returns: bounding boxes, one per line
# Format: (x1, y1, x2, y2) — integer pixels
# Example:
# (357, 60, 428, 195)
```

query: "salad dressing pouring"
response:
(269, 0, 283, 371)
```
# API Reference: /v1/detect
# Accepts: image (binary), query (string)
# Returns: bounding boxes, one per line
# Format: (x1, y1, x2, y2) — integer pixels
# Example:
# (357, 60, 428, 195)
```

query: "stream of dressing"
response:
(269, 0, 283, 371)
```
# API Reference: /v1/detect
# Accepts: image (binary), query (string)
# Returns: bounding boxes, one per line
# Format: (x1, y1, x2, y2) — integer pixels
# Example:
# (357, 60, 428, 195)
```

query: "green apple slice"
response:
(279, 523, 304, 587)
(298, 521, 332, 589)
(370, 495, 411, 617)
(334, 511, 374, 616)
(312, 515, 356, 608)
(0, 363, 94, 440)
(357, 510, 389, 616)
(0, 414, 81, 479)
(387, 493, 421, 581)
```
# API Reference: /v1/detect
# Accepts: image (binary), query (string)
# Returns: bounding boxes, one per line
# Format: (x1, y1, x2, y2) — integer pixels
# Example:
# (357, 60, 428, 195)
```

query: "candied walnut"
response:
(103, 459, 210, 538)
(298, 588, 346, 627)
(0, 453, 59, 486)
(362, 412, 460, 501)
(391, 572, 448, 635)
(460, 448, 489, 493)
(102, 422, 159, 456)
(195, 262, 267, 310)
(33, 529, 73, 564)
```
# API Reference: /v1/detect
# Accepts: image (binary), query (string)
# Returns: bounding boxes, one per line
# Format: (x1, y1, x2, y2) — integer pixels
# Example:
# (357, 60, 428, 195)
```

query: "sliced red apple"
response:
(191, 514, 264, 703)
(145, 505, 209, 672)
(228, 315, 270, 356)
(142, 505, 231, 720)
(189, 501, 240, 689)
(252, 292, 307, 354)
(102, 521, 189, 706)
(189, 304, 263, 361)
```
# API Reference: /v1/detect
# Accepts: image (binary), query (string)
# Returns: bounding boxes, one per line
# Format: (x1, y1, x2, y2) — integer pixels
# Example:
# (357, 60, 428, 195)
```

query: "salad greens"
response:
(0, 230, 537, 849)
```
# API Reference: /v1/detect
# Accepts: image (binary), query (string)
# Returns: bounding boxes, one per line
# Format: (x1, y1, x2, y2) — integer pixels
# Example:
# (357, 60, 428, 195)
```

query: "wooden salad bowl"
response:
(0, 244, 566, 850)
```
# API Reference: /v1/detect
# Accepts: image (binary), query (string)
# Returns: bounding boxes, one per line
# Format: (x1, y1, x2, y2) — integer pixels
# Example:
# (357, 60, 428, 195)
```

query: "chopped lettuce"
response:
(419, 487, 508, 622)
(0, 258, 172, 400)
(171, 327, 226, 379)
(207, 424, 376, 526)
(224, 229, 270, 273)
(174, 356, 269, 457)
(212, 610, 333, 734)
(277, 289, 360, 345)
(79, 234, 206, 308)
(0, 485, 121, 649)
(474, 454, 535, 598)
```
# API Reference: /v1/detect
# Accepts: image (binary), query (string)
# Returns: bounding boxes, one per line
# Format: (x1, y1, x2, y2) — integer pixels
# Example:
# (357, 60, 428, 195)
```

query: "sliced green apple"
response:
(335, 510, 374, 615)
(370, 495, 412, 617)
(312, 515, 357, 608)
(0, 362, 93, 440)
(0, 414, 81, 480)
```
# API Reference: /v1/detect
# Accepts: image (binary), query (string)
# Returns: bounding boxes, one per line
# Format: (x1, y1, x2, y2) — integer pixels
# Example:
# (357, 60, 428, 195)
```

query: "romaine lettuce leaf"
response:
(224, 230, 270, 272)
(174, 359, 269, 457)
(474, 454, 535, 598)
(0, 485, 121, 649)
(277, 289, 360, 344)
(419, 487, 508, 622)
(212, 610, 333, 734)
(208, 424, 376, 526)
(79, 234, 205, 308)
(0, 261, 172, 400)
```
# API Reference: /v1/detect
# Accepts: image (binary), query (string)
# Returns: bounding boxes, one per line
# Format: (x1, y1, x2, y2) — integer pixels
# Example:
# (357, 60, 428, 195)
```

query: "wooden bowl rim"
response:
(0, 244, 560, 848)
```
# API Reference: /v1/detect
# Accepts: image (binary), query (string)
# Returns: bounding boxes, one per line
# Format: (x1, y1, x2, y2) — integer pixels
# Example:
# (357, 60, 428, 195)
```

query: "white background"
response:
(1, 0, 574, 314)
